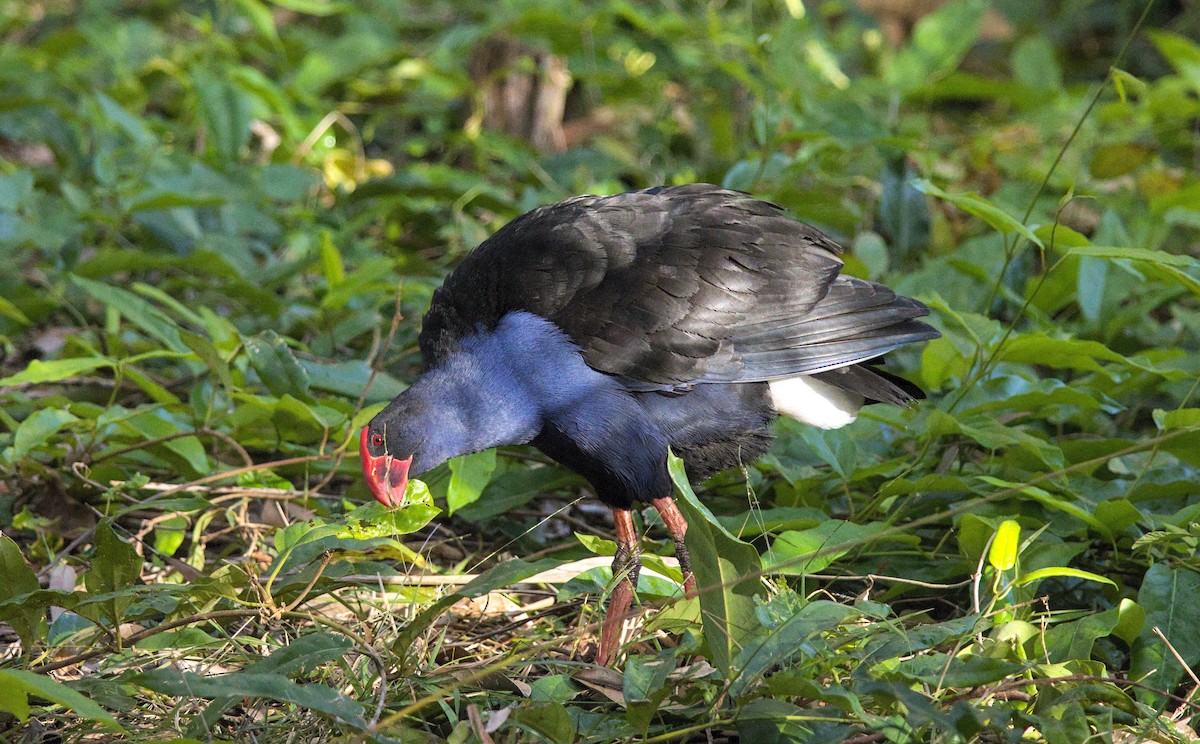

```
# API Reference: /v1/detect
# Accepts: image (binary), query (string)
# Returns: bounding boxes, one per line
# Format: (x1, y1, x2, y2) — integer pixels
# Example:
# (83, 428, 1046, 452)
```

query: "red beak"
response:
(360, 427, 412, 508)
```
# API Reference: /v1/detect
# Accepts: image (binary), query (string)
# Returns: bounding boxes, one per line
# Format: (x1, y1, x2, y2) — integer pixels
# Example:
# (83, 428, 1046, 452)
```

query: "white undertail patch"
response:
(768, 375, 864, 429)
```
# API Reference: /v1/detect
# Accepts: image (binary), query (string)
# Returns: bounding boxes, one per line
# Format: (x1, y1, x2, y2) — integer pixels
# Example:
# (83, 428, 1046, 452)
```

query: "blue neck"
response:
(400, 311, 633, 475)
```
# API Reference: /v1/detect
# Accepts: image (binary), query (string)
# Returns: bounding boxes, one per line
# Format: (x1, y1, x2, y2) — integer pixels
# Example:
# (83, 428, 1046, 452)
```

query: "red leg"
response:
(651, 496, 696, 598)
(597, 506, 640, 666)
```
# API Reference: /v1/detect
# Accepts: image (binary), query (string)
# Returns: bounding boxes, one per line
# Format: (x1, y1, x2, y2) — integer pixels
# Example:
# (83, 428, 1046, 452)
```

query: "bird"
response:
(360, 184, 940, 665)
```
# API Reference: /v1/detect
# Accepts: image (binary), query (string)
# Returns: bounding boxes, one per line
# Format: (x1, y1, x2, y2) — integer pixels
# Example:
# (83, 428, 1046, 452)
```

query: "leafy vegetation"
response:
(1, 0, 1199, 741)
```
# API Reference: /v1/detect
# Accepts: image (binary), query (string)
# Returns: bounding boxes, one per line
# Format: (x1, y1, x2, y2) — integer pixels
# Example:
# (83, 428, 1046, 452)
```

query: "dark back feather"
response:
(419, 184, 932, 388)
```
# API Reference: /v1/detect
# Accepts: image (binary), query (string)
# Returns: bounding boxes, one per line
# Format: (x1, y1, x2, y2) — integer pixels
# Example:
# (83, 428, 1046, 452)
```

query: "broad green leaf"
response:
(243, 330, 311, 401)
(84, 521, 141, 630)
(458, 557, 567, 599)
(1094, 499, 1144, 539)
(194, 67, 253, 160)
(0, 535, 44, 648)
(269, 0, 351, 15)
(1113, 598, 1146, 645)
(1014, 566, 1116, 589)
(1089, 143, 1154, 179)
(914, 180, 1043, 247)
(884, 0, 986, 93)
(575, 532, 616, 556)
(180, 329, 234, 392)
(188, 633, 354, 736)
(95, 92, 154, 146)
(73, 275, 186, 352)
(512, 702, 576, 744)
(301, 359, 406, 402)
(318, 231, 345, 287)
(1066, 244, 1200, 268)
(0, 357, 111, 386)
(889, 653, 1024, 688)
(0, 295, 30, 324)
(391, 557, 566, 662)
(988, 520, 1020, 571)
(1152, 408, 1200, 430)
(115, 408, 210, 476)
(528, 674, 579, 704)
(1046, 600, 1144, 663)
(1066, 245, 1200, 299)
(929, 410, 1065, 470)
(1012, 36, 1061, 90)
(0, 670, 124, 731)
(342, 493, 440, 538)
(446, 448, 497, 515)
(123, 191, 226, 213)
(1034, 222, 1091, 249)
(1131, 563, 1200, 705)
(764, 520, 893, 575)
(623, 652, 675, 704)
(730, 600, 855, 696)
(1149, 30, 1200, 92)
(12, 407, 77, 460)
(134, 669, 366, 729)
(735, 699, 818, 743)
(976, 476, 1104, 532)
(668, 453, 762, 678)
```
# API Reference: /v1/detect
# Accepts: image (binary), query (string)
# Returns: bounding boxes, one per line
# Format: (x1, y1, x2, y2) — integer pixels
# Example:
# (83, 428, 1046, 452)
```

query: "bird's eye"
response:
(371, 433, 384, 448)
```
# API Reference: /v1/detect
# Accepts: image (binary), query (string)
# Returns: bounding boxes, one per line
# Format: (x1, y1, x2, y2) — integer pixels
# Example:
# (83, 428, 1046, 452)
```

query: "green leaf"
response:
(735, 699, 816, 743)
(1089, 143, 1154, 179)
(1012, 36, 1061, 90)
(180, 329, 234, 392)
(72, 275, 186, 352)
(187, 633, 355, 736)
(668, 453, 762, 678)
(730, 599, 856, 696)
(764, 520, 894, 575)
(1131, 563, 1200, 705)
(134, 669, 366, 729)
(123, 190, 226, 213)
(0, 670, 124, 731)
(318, 231, 345, 287)
(914, 180, 1043, 247)
(390, 557, 566, 663)
(446, 449, 497, 515)
(988, 520, 1020, 571)
(528, 674, 579, 703)
(1065, 244, 1200, 268)
(1014, 566, 1116, 589)
(12, 407, 78, 460)
(0, 294, 30, 325)
(885, 0, 986, 94)
(1149, 30, 1200, 92)
(0, 357, 112, 386)
(575, 532, 616, 556)
(623, 652, 675, 704)
(343, 486, 440, 537)
(94, 92, 154, 146)
(459, 557, 567, 599)
(194, 67, 253, 160)
(0, 535, 45, 648)
(83, 521, 141, 630)
(243, 330, 311, 401)
(512, 702, 576, 744)
(1153, 408, 1200, 431)
(976, 476, 1104, 532)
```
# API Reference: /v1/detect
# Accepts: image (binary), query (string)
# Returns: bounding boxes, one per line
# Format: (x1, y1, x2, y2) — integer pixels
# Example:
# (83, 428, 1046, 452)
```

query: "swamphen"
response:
(361, 184, 939, 664)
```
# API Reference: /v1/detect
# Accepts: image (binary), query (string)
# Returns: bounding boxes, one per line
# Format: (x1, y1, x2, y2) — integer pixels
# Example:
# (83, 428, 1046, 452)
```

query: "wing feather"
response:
(419, 184, 936, 387)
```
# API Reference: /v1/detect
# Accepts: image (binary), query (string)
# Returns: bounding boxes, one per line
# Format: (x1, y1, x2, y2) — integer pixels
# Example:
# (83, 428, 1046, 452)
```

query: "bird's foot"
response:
(651, 496, 696, 598)
(597, 507, 641, 666)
